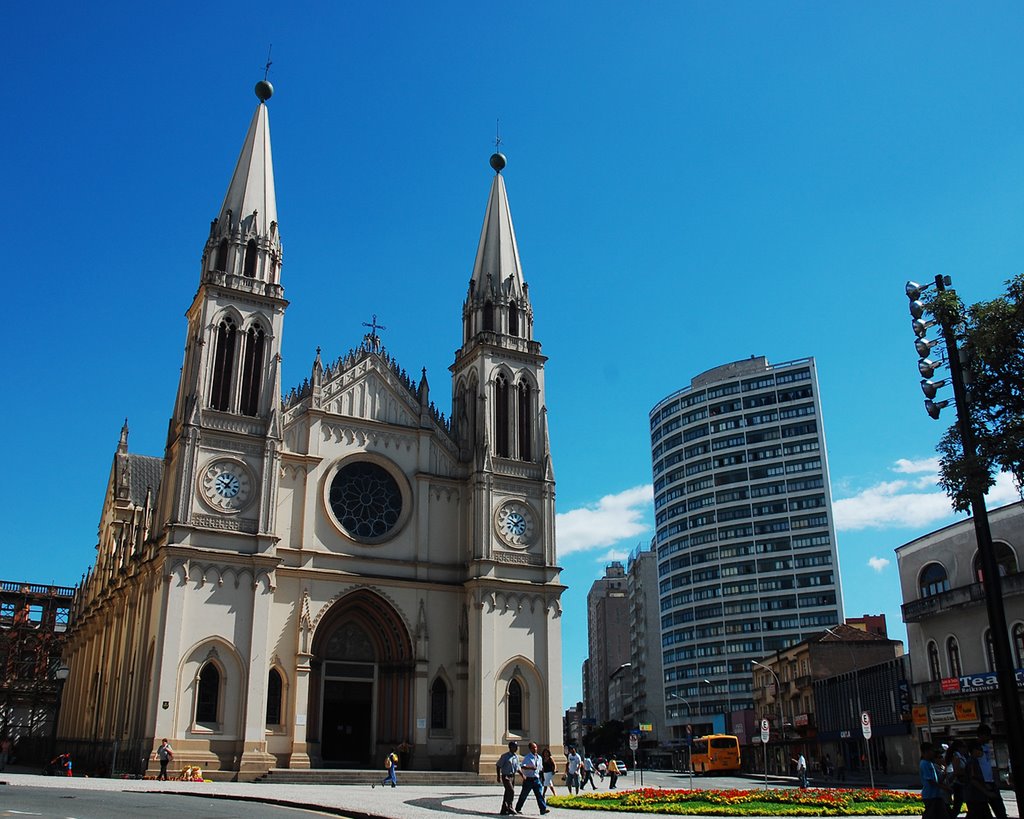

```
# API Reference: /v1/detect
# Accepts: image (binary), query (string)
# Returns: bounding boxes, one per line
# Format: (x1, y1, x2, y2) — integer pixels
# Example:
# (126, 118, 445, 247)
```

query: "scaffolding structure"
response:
(0, 580, 74, 762)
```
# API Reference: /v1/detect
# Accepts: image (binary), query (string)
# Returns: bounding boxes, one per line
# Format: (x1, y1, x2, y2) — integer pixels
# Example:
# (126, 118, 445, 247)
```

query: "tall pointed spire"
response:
(201, 80, 283, 288)
(462, 152, 534, 346)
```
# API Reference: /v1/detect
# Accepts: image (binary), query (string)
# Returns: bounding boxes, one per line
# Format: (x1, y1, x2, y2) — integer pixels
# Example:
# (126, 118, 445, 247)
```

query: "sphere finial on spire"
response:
(255, 79, 274, 102)
(490, 152, 507, 173)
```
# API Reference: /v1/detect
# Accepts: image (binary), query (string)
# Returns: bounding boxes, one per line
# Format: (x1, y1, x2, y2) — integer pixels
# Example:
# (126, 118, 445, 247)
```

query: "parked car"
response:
(613, 760, 628, 775)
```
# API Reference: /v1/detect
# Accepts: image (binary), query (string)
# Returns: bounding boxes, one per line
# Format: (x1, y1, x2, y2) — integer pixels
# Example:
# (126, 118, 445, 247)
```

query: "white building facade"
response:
(897, 500, 1024, 745)
(650, 356, 845, 740)
(59, 84, 564, 778)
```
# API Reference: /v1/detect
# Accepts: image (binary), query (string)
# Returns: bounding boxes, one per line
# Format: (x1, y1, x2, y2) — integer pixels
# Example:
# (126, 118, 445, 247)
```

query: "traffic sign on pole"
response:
(760, 718, 770, 743)
(861, 711, 872, 740)
(629, 734, 639, 751)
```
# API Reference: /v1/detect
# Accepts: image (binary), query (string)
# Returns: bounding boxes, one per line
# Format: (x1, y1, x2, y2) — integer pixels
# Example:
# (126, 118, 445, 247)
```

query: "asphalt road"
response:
(0, 786, 337, 819)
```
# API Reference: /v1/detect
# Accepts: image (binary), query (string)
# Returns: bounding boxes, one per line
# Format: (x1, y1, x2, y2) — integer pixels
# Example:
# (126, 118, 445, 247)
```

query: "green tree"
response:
(926, 274, 1024, 511)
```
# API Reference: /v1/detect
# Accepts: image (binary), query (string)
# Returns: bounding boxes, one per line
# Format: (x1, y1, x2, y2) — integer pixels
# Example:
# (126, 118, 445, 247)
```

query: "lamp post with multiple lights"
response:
(907, 276, 1024, 807)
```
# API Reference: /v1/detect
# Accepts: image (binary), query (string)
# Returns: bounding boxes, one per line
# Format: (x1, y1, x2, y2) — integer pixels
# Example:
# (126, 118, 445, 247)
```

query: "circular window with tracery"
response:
(328, 461, 403, 541)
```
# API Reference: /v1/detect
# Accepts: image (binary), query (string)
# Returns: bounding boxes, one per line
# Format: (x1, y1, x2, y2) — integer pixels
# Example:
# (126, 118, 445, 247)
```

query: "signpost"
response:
(861, 711, 875, 790)
(761, 718, 770, 789)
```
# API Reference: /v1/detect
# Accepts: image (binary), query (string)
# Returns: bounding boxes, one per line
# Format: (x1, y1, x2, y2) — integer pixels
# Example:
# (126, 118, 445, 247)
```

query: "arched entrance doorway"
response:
(310, 590, 413, 767)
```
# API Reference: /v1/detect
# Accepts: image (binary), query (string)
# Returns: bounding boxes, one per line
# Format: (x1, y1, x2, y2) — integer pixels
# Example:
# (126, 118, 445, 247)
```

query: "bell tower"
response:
(157, 79, 287, 548)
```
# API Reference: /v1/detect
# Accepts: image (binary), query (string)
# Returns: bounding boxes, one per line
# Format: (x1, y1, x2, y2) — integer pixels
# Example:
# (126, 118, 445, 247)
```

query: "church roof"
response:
(470, 165, 525, 296)
(217, 101, 277, 235)
(122, 454, 163, 506)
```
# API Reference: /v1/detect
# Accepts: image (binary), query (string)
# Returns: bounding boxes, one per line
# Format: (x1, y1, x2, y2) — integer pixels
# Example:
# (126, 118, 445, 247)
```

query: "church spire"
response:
(462, 152, 533, 346)
(201, 80, 283, 288)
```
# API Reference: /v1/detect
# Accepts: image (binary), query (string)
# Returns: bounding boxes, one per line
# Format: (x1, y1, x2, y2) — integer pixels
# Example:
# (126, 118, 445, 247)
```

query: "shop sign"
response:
(795, 713, 809, 727)
(954, 700, 978, 721)
(957, 669, 1024, 693)
(912, 705, 929, 726)
(929, 703, 957, 724)
(940, 677, 961, 694)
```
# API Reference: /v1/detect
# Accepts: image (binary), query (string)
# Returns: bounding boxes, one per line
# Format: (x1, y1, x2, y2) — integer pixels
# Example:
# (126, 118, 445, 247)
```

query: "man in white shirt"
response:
(515, 741, 549, 815)
(977, 724, 1007, 819)
(565, 747, 582, 794)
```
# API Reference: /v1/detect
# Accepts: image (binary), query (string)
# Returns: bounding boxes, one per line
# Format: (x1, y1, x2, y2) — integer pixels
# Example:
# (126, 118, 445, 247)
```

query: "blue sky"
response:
(3, 2, 1023, 709)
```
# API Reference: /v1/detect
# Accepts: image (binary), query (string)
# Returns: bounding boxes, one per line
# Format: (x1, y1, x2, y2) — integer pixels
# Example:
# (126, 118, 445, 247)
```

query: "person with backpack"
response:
(375, 749, 399, 788)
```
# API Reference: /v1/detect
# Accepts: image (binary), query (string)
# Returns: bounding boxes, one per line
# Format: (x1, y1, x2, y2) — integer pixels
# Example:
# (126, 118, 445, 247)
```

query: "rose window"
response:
(328, 462, 403, 540)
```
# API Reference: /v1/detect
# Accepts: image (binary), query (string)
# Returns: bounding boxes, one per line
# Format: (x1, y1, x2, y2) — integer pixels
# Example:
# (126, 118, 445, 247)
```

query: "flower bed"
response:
(547, 787, 923, 815)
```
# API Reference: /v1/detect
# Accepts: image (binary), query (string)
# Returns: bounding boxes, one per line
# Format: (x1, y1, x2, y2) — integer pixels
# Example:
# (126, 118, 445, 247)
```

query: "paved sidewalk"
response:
(1, 769, 1017, 818)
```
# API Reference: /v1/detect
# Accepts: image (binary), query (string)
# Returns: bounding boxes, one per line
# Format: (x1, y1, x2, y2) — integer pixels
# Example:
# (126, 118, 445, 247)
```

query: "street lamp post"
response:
(825, 627, 874, 790)
(907, 276, 1024, 808)
(752, 661, 785, 775)
(52, 664, 70, 755)
(666, 693, 693, 786)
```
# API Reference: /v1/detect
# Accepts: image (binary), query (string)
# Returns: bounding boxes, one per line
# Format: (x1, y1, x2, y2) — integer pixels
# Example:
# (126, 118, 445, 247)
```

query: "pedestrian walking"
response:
(964, 742, 994, 819)
(515, 741, 549, 815)
(496, 740, 521, 815)
(920, 742, 951, 819)
(156, 738, 174, 780)
(607, 757, 620, 789)
(793, 753, 808, 788)
(0, 736, 11, 772)
(944, 739, 968, 817)
(976, 725, 1006, 819)
(374, 749, 399, 788)
(580, 755, 597, 790)
(565, 747, 582, 795)
(541, 747, 557, 798)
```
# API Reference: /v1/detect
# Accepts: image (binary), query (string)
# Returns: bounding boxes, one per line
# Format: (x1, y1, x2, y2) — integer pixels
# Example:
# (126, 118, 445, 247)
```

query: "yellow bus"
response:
(690, 734, 741, 774)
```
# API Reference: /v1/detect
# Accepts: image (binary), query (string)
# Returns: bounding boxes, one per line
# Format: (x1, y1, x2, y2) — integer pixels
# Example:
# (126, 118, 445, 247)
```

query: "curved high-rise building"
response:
(649, 356, 844, 739)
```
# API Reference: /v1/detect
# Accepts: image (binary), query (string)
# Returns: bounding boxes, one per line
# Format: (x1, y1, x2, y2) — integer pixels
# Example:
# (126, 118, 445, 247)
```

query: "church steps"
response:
(257, 768, 491, 786)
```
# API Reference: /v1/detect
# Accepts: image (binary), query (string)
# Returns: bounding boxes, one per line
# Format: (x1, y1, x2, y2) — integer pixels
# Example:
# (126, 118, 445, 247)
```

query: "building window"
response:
(927, 641, 940, 681)
(266, 668, 283, 726)
(210, 318, 237, 411)
(919, 563, 950, 598)
(243, 239, 258, 278)
(495, 375, 510, 457)
(214, 239, 229, 272)
(239, 325, 265, 416)
(196, 663, 220, 725)
(947, 636, 962, 678)
(517, 381, 531, 460)
(507, 678, 523, 733)
(974, 541, 1019, 582)
(430, 678, 448, 730)
(483, 301, 494, 333)
(509, 302, 519, 337)
(1014, 624, 1024, 668)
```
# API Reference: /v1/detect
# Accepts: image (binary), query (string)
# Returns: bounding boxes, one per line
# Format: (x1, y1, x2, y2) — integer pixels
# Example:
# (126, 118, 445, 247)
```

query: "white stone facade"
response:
(58, 91, 563, 779)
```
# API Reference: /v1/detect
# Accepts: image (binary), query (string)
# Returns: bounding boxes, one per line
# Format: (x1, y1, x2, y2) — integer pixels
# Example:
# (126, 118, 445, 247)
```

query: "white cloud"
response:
(834, 459, 1021, 532)
(867, 556, 890, 572)
(892, 457, 940, 474)
(556, 485, 653, 557)
(596, 549, 630, 564)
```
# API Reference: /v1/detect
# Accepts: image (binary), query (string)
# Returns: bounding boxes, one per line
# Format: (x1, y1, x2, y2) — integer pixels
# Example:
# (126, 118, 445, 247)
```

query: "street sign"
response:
(760, 718, 770, 743)
(686, 723, 693, 735)
(629, 734, 639, 751)
(861, 710, 872, 739)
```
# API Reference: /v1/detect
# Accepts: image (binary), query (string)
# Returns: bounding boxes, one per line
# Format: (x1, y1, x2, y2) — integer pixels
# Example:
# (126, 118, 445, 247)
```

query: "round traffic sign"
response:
(861, 710, 872, 739)
(760, 718, 770, 743)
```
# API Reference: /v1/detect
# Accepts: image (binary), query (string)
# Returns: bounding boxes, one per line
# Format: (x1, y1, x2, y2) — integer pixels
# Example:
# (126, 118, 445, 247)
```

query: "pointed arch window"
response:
(495, 375, 510, 457)
(927, 641, 940, 681)
(484, 301, 495, 333)
(210, 318, 237, 412)
(243, 239, 258, 278)
(240, 324, 266, 416)
(266, 668, 283, 726)
(507, 678, 523, 733)
(517, 381, 532, 460)
(508, 302, 519, 337)
(430, 678, 448, 731)
(214, 239, 229, 272)
(196, 662, 220, 725)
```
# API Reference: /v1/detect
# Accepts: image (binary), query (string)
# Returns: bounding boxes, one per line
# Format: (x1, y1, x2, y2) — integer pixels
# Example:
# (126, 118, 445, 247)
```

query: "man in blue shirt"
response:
(497, 741, 521, 815)
(515, 741, 549, 815)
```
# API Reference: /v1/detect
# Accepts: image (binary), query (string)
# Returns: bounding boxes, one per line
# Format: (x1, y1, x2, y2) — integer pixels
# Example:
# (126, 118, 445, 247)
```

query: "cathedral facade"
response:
(58, 81, 564, 778)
